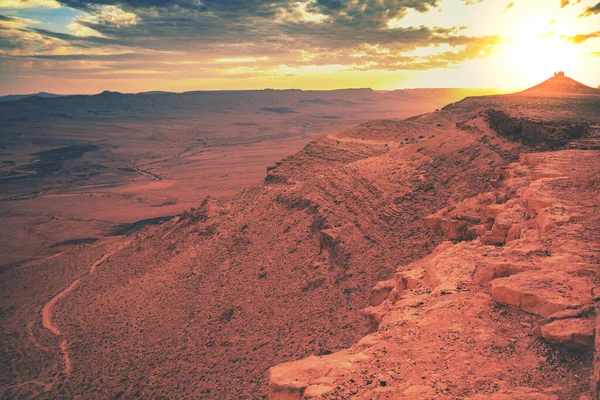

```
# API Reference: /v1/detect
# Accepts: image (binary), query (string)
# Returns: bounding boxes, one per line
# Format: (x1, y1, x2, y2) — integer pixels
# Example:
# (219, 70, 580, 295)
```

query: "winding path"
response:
(41, 241, 126, 375)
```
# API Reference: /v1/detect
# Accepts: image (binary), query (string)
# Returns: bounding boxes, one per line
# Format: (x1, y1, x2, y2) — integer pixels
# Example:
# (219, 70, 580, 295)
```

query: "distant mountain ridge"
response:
(0, 88, 499, 122)
(0, 92, 63, 103)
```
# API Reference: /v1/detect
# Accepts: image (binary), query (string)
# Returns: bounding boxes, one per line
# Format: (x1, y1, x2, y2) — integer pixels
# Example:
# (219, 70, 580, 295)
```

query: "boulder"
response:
(424, 195, 492, 241)
(541, 318, 595, 350)
(468, 392, 558, 400)
(425, 245, 477, 288)
(268, 353, 367, 400)
(489, 271, 593, 317)
(546, 305, 594, 323)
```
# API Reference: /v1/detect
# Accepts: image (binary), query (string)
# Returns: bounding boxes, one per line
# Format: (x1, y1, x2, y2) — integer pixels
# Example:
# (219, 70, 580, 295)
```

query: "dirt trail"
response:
(132, 167, 162, 181)
(41, 241, 127, 374)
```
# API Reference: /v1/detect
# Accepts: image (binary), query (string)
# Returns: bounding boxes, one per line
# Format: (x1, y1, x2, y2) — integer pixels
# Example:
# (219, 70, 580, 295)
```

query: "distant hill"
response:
(0, 92, 63, 103)
(521, 73, 599, 96)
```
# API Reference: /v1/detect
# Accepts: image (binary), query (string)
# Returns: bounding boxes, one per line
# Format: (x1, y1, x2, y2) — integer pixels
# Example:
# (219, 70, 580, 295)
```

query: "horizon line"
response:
(0, 86, 516, 97)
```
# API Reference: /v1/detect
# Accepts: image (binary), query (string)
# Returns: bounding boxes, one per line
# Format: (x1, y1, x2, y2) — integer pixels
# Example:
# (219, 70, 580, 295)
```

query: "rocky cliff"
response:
(268, 80, 600, 399)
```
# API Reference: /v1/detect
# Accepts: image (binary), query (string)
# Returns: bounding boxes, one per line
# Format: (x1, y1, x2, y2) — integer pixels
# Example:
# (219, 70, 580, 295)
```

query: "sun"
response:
(499, 18, 580, 87)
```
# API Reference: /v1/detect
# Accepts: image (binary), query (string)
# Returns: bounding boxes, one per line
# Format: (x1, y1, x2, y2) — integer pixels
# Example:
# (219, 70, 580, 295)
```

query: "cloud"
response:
(0, 0, 59, 8)
(563, 30, 600, 43)
(0, 13, 68, 54)
(0, 0, 506, 84)
(67, 5, 138, 36)
(580, 1, 600, 16)
(51, 0, 443, 26)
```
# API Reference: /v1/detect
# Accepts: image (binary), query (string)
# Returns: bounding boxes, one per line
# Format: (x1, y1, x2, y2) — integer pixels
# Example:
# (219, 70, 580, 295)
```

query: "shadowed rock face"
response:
(485, 109, 589, 149)
(1, 77, 599, 399)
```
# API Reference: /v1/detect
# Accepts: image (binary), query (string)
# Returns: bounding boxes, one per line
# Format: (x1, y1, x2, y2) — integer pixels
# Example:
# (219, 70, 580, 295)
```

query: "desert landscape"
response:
(2, 0, 600, 398)
(1, 73, 599, 399)
(0, 87, 494, 269)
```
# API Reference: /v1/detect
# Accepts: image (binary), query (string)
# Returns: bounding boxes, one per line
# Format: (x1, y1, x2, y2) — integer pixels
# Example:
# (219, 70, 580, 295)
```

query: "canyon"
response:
(0, 75, 599, 399)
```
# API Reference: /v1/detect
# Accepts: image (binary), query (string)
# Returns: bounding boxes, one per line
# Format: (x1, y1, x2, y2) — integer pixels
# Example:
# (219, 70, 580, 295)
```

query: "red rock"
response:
(489, 271, 593, 317)
(361, 306, 387, 332)
(505, 223, 524, 242)
(394, 268, 424, 291)
(485, 204, 506, 219)
(483, 204, 525, 245)
(370, 279, 395, 306)
(472, 261, 528, 285)
(268, 353, 367, 400)
(541, 318, 595, 350)
(303, 383, 335, 398)
(468, 392, 558, 400)
(546, 305, 594, 322)
(520, 188, 557, 215)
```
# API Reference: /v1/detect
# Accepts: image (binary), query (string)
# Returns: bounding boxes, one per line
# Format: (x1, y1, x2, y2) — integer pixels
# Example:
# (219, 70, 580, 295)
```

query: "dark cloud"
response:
(580, 1, 600, 16)
(50, 0, 446, 33)
(307, 0, 440, 27)
(55, 0, 441, 14)
(0, 0, 503, 82)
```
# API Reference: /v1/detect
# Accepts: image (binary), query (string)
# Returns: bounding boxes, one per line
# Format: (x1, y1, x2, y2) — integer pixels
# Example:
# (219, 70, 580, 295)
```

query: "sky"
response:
(0, 0, 599, 94)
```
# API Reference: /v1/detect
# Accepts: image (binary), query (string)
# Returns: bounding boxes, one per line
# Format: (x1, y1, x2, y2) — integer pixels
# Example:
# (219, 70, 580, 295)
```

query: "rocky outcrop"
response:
(269, 150, 600, 399)
(369, 279, 395, 306)
(489, 271, 593, 318)
(268, 353, 368, 399)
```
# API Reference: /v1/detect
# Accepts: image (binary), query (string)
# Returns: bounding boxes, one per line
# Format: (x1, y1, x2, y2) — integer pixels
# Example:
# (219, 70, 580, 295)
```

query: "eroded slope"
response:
(2, 101, 524, 399)
(269, 150, 600, 399)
